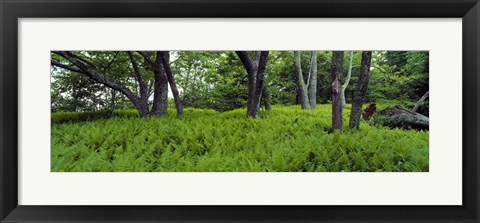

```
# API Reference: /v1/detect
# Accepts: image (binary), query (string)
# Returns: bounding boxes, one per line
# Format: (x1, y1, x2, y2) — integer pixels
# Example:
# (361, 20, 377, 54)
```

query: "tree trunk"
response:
(349, 51, 372, 129)
(149, 55, 168, 116)
(158, 51, 184, 117)
(412, 91, 429, 112)
(307, 51, 318, 109)
(110, 89, 116, 111)
(137, 51, 171, 116)
(294, 51, 311, 110)
(375, 106, 429, 130)
(331, 51, 344, 131)
(127, 51, 150, 117)
(341, 51, 354, 109)
(248, 51, 269, 117)
(236, 51, 270, 118)
(262, 85, 271, 111)
(235, 51, 256, 116)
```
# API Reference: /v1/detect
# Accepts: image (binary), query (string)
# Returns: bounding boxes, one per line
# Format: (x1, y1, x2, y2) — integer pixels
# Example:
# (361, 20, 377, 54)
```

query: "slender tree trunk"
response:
(307, 51, 317, 109)
(158, 51, 184, 117)
(412, 91, 429, 112)
(110, 89, 116, 111)
(127, 51, 150, 117)
(331, 51, 344, 131)
(191, 72, 197, 104)
(253, 51, 262, 113)
(341, 51, 354, 109)
(349, 51, 372, 129)
(147, 80, 154, 106)
(183, 65, 192, 102)
(294, 51, 311, 109)
(248, 51, 269, 117)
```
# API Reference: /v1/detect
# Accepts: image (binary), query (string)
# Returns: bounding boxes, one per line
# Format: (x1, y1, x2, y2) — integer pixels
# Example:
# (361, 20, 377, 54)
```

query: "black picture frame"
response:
(1, 0, 479, 222)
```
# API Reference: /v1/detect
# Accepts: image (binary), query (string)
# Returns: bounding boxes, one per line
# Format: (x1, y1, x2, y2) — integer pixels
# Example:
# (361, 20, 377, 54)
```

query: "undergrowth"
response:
(51, 104, 429, 172)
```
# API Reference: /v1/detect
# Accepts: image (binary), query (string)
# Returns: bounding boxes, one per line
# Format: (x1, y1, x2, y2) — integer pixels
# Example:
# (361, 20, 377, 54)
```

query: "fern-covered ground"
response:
(51, 104, 429, 172)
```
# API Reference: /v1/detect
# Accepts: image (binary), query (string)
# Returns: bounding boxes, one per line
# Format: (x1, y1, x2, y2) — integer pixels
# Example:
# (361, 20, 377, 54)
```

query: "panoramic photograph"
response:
(50, 50, 429, 172)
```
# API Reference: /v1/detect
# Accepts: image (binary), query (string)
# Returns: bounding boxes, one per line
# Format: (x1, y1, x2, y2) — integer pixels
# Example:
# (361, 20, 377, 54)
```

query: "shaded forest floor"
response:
(51, 104, 429, 172)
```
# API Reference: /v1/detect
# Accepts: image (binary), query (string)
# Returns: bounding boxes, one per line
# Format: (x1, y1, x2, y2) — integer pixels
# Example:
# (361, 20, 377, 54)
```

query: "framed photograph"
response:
(1, 0, 479, 222)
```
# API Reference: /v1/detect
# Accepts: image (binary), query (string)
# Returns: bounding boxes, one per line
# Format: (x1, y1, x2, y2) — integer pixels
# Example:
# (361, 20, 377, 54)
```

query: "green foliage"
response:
(52, 105, 429, 172)
(368, 51, 429, 104)
(52, 51, 429, 117)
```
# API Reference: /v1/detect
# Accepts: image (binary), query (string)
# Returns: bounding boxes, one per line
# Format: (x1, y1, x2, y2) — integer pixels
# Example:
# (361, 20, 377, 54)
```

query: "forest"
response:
(51, 50, 429, 172)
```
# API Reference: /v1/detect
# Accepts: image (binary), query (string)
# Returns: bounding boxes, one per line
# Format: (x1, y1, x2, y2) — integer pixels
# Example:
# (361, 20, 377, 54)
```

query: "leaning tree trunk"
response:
(294, 51, 311, 110)
(159, 51, 184, 117)
(307, 51, 318, 109)
(52, 51, 151, 117)
(341, 51, 354, 109)
(349, 51, 372, 129)
(412, 91, 429, 112)
(331, 51, 344, 131)
(262, 85, 271, 111)
(375, 106, 429, 130)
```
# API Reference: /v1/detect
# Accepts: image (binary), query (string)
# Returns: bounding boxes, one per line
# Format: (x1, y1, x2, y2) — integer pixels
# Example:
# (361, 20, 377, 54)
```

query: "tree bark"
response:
(412, 91, 429, 112)
(52, 51, 150, 117)
(137, 51, 169, 116)
(294, 51, 311, 110)
(127, 52, 149, 116)
(236, 51, 256, 116)
(158, 51, 184, 117)
(376, 106, 429, 130)
(331, 51, 344, 131)
(236, 51, 270, 118)
(110, 89, 116, 111)
(349, 51, 372, 129)
(262, 85, 271, 111)
(341, 51, 354, 109)
(149, 53, 168, 116)
(248, 51, 269, 117)
(307, 51, 318, 109)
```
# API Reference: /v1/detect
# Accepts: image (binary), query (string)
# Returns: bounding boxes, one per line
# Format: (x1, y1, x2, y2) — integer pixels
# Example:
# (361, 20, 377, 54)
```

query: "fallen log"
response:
(412, 91, 429, 112)
(373, 105, 429, 130)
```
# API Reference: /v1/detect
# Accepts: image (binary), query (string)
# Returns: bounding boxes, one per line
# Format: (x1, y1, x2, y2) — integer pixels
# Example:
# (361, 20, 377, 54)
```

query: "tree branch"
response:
(68, 52, 98, 68)
(127, 51, 148, 100)
(102, 51, 120, 73)
(51, 60, 84, 73)
(235, 51, 255, 76)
